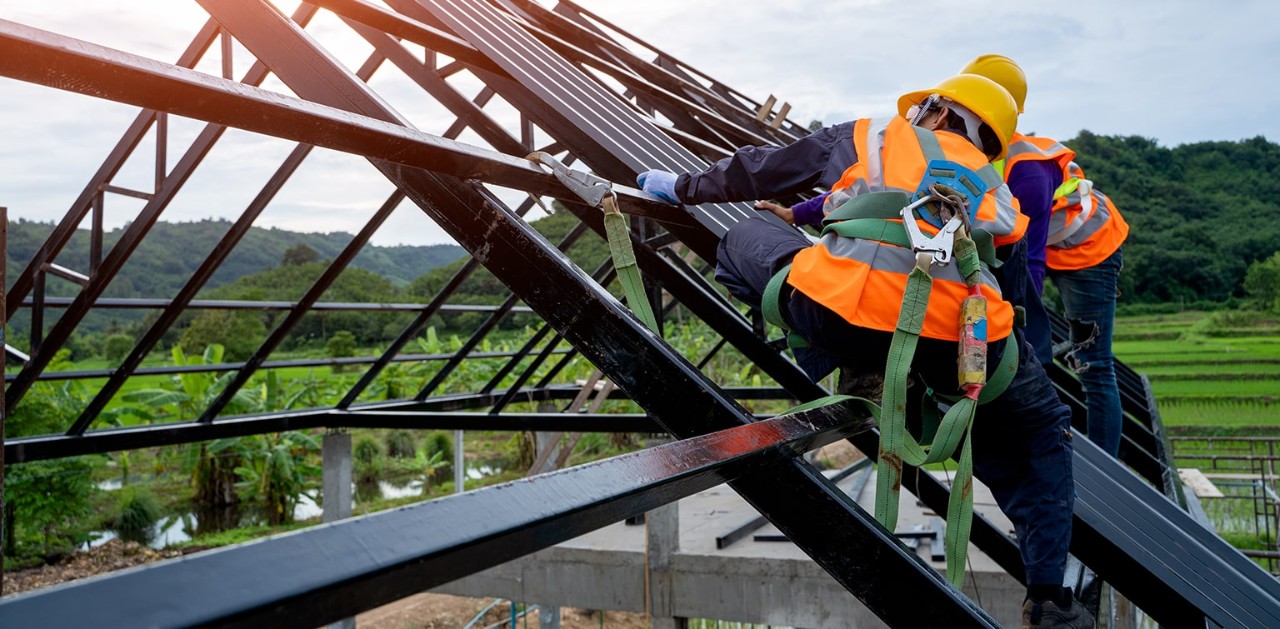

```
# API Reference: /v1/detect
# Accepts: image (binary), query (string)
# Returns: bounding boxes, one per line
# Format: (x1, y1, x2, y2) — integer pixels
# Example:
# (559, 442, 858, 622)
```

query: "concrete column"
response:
(323, 430, 355, 629)
(322, 430, 353, 522)
(454, 429, 465, 494)
(647, 500, 685, 629)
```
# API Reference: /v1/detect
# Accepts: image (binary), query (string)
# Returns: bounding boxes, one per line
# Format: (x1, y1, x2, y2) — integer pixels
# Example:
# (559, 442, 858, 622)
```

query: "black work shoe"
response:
(1021, 596, 1095, 628)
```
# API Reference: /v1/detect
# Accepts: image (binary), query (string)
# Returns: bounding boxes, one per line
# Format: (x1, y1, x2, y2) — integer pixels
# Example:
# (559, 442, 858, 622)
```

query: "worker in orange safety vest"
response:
(964, 55, 1130, 461)
(641, 73, 1093, 628)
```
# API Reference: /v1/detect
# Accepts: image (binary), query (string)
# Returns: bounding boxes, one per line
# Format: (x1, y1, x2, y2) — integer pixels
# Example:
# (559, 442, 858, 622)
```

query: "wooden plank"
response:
(1179, 468, 1225, 497)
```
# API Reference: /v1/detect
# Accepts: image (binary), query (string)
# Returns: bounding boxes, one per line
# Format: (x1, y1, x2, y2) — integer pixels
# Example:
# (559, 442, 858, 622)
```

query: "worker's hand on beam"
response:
(754, 200, 795, 224)
(636, 169, 680, 204)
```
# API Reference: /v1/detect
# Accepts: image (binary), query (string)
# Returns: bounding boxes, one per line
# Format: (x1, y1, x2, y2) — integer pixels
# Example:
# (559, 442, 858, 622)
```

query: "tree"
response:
(104, 333, 135, 363)
(1244, 251, 1280, 312)
(6, 458, 97, 555)
(178, 310, 267, 362)
(281, 243, 320, 266)
(326, 330, 357, 373)
(125, 345, 255, 508)
(4, 376, 101, 556)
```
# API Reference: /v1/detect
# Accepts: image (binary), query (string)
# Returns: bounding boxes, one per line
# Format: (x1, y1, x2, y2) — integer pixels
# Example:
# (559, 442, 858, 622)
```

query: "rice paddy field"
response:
(1113, 311, 1280, 429)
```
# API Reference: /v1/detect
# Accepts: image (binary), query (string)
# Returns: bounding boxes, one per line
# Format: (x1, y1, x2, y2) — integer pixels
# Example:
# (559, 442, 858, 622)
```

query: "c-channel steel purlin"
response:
(194, 1, 997, 624)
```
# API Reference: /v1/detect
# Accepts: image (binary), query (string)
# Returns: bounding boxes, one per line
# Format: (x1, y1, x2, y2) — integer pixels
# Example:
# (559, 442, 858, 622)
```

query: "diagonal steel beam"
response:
(0, 19, 698, 231)
(194, 1, 996, 624)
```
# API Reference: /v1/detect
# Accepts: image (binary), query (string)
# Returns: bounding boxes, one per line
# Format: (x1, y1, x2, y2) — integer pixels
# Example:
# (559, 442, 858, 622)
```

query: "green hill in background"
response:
(5, 218, 466, 297)
(6, 132, 1280, 340)
(1063, 132, 1280, 305)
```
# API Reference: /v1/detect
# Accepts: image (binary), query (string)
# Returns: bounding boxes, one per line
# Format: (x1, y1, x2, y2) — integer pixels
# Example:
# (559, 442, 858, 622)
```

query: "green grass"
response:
(1156, 399, 1280, 426)
(1140, 364, 1280, 376)
(1110, 310, 1280, 428)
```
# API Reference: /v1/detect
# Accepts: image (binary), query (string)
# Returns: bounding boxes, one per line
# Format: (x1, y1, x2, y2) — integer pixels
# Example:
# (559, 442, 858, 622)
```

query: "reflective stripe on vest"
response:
(1047, 185, 1130, 270)
(825, 117, 1026, 246)
(789, 116, 1017, 342)
(1004, 133, 1076, 179)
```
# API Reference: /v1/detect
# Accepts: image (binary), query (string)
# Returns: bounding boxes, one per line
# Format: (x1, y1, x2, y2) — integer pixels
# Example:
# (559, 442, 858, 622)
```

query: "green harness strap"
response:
(601, 196, 659, 332)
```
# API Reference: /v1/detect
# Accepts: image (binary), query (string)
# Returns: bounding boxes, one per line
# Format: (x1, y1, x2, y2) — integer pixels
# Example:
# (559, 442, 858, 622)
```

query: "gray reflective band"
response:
(912, 125, 946, 163)
(1057, 189, 1111, 248)
(818, 234, 1003, 289)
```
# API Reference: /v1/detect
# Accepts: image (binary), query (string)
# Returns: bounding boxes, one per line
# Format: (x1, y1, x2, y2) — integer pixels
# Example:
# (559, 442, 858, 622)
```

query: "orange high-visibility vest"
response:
(1045, 160, 1130, 271)
(787, 116, 1023, 342)
(1004, 132, 1076, 185)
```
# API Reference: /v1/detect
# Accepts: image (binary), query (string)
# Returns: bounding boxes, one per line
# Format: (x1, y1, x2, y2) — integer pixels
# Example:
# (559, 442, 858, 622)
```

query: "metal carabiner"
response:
(901, 196, 963, 268)
(527, 151, 615, 211)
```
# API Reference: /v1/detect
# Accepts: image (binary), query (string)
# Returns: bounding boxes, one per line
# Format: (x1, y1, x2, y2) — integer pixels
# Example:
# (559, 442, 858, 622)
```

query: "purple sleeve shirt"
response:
(1005, 159, 1064, 295)
(791, 191, 831, 227)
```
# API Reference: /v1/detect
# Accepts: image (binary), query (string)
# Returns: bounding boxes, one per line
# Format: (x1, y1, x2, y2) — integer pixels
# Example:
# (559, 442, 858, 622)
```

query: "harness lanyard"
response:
(528, 153, 658, 331)
(873, 216, 986, 587)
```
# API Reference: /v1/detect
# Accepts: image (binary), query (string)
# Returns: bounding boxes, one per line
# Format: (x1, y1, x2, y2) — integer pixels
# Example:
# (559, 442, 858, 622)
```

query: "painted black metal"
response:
(3, 19, 223, 322)
(190, 3, 998, 624)
(414, 223, 593, 401)
(4, 3, 1255, 626)
(1, 10, 322, 413)
(717, 459, 873, 550)
(0, 20, 698, 233)
(27, 296, 531, 313)
(1070, 435, 1280, 627)
(559, 196, 1029, 583)
(11, 403, 683, 463)
(0, 405, 872, 629)
(1, 12, 1021, 613)
(65, 140, 320, 435)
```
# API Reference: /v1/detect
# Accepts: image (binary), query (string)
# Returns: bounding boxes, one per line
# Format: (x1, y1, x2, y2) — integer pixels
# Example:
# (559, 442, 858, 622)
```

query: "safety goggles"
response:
(908, 94, 987, 156)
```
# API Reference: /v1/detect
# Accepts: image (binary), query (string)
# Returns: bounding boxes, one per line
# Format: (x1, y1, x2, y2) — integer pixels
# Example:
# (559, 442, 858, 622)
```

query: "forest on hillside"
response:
(1065, 132, 1280, 305)
(4, 218, 466, 296)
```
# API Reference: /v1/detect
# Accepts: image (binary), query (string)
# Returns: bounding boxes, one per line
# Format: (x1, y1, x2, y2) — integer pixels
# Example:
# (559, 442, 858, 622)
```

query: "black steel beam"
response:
(0, 19, 698, 231)
(0, 405, 870, 628)
(192, 2, 997, 623)
(1070, 436, 1280, 627)
(17, 297, 533, 313)
(8, 350, 571, 383)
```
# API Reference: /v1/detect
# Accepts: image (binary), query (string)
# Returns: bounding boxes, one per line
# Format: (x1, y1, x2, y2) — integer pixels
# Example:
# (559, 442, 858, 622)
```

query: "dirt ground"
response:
(4, 540, 647, 628)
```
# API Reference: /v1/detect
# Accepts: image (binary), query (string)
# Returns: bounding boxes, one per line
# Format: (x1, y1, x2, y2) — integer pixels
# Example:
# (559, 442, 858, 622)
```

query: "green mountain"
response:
(5, 218, 466, 298)
(1063, 132, 1280, 305)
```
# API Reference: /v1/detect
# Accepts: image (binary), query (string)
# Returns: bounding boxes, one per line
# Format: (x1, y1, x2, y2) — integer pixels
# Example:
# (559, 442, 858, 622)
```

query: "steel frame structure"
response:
(1, 1, 1277, 627)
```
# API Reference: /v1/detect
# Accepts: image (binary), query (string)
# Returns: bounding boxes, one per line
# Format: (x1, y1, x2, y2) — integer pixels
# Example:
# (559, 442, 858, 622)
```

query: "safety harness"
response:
(761, 129, 1019, 587)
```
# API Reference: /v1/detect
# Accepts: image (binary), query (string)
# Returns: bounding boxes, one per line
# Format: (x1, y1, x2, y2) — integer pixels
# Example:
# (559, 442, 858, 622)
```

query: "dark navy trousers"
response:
(715, 217, 1076, 586)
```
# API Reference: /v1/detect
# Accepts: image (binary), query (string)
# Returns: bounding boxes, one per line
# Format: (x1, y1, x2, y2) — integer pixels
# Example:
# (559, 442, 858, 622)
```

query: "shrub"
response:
(353, 436, 384, 482)
(109, 486, 162, 543)
(384, 429, 416, 459)
(104, 333, 135, 363)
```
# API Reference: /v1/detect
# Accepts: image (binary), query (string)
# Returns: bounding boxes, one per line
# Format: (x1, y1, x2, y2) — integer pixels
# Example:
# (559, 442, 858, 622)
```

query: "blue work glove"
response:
(636, 169, 680, 204)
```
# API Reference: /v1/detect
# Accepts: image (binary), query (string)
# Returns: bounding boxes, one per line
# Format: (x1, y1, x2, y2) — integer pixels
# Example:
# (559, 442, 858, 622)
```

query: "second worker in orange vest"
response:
(964, 55, 1130, 461)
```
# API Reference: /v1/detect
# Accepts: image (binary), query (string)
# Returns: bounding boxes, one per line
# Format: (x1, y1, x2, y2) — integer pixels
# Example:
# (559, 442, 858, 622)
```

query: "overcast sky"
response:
(1, 0, 1277, 248)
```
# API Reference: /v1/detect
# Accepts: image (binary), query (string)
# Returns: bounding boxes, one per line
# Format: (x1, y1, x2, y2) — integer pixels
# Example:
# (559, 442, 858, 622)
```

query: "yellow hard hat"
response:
(960, 54, 1027, 113)
(897, 73, 1019, 161)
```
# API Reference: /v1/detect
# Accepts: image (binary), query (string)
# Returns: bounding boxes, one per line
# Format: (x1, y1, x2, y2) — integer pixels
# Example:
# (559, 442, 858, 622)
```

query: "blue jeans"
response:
(716, 218, 1076, 586)
(1048, 248, 1124, 457)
